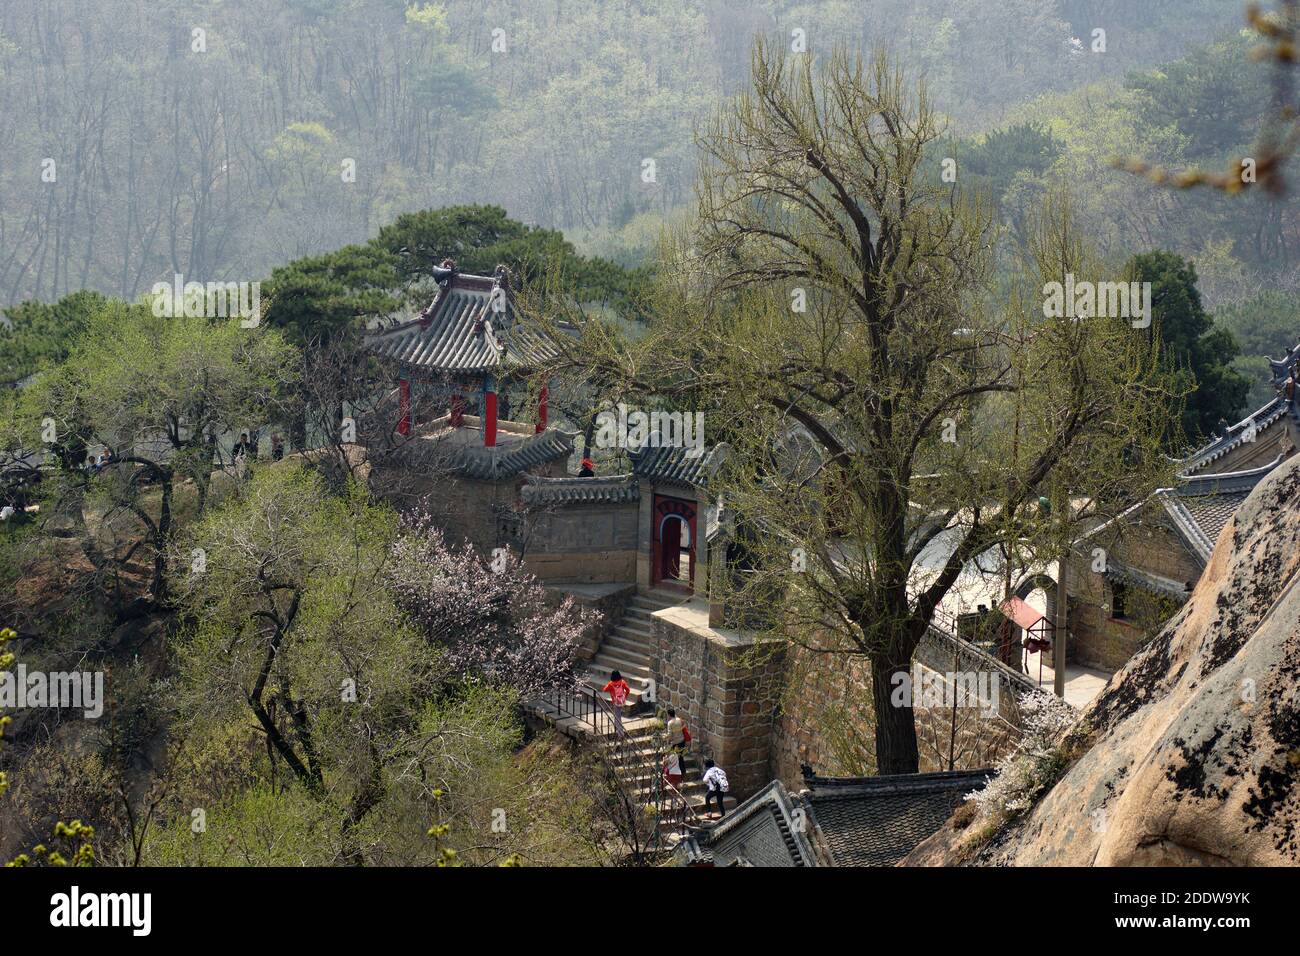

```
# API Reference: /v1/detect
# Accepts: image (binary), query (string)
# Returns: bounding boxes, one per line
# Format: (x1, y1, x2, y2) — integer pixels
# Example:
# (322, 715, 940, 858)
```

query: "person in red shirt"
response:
(602, 670, 630, 737)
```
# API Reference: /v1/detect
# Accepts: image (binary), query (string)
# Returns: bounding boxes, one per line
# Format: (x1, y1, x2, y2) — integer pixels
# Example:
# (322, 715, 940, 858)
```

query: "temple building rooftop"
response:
(676, 768, 991, 867)
(1158, 455, 1284, 564)
(628, 443, 726, 489)
(404, 414, 575, 481)
(364, 266, 561, 375)
(1179, 397, 1291, 475)
(520, 474, 640, 506)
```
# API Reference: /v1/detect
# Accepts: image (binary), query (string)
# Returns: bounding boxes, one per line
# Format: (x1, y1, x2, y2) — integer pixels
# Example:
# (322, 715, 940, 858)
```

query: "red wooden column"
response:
(483, 374, 498, 447)
(397, 378, 411, 436)
(536, 384, 549, 434)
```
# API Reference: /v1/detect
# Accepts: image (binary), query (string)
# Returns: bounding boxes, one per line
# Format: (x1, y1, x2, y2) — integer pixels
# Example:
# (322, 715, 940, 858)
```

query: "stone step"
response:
(594, 669, 649, 691)
(584, 681, 649, 708)
(589, 652, 651, 681)
(643, 587, 689, 604)
(603, 630, 652, 652)
(603, 746, 699, 769)
(624, 600, 662, 614)
(626, 779, 708, 802)
(626, 599, 670, 616)
(607, 623, 651, 642)
(605, 633, 652, 657)
(613, 617, 654, 637)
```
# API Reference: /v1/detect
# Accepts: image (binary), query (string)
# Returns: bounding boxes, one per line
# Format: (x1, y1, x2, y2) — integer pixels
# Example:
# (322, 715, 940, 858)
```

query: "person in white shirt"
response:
(702, 759, 729, 818)
(663, 750, 683, 791)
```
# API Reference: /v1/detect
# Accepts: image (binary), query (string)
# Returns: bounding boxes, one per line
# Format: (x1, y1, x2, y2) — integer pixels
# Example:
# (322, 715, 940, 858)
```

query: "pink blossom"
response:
(389, 507, 593, 696)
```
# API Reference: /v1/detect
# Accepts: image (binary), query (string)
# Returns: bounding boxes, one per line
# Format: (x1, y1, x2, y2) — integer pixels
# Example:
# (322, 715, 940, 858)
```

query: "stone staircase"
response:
(582, 588, 685, 712)
(606, 719, 708, 810)
(531, 587, 712, 840)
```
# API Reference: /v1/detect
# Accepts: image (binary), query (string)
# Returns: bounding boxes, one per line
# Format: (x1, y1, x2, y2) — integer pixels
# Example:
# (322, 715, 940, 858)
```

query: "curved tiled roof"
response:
(802, 769, 991, 867)
(677, 770, 992, 867)
(629, 443, 725, 488)
(1268, 341, 1300, 388)
(676, 780, 816, 867)
(520, 474, 639, 506)
(455, 429, 574, 481)
(1158, 456, 1282, 563)
(1180, 397, 1290, 475)
(364, 271, 559, 373)
(1104, 558, 1190, 600)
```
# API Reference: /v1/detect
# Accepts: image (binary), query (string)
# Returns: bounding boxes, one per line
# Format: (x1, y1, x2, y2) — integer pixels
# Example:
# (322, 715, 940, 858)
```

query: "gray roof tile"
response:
(520, 475, 639, 506)
(629, 443, 724, 488)
(1181, 397, 1290, 474)
(677, 780, 816, 867)
(456, 429, 574, 481)
(365, 271, 558, 373)
(802, 769, 991, 867)
(1158, 456, 1281, 563)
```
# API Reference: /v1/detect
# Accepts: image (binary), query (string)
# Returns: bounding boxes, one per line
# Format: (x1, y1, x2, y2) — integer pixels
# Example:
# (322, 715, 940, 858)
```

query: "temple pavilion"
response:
(364, 261, 559, 445)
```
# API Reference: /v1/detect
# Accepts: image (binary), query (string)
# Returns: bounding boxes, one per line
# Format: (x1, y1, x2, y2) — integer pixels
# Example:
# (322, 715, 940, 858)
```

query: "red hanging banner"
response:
(397, 379, 411, 436)
(483, 379, 498, 448)
(536, 384, 549, 434)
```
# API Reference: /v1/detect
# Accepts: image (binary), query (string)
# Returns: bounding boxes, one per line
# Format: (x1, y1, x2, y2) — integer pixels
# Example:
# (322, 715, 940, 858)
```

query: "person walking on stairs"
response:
(603, 670, 630, 738)
(702, 759, 729, 819)
(663, 750, 683, 792)
(665, 707, 691, 773)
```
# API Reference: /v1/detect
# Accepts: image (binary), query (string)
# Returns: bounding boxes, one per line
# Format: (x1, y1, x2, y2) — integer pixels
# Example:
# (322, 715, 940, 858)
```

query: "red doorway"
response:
(652, 495, 697, 590)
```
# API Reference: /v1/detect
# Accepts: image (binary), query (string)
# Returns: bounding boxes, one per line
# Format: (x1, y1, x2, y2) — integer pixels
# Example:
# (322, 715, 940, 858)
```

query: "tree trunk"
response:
(870, 648, 920, 775)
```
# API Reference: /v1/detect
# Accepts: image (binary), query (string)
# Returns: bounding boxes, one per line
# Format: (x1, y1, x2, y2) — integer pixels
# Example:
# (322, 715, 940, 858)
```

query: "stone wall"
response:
(522, 501, 639, 584)
(770, 635, 1025, 787)
(1067, 517, 1197, 672)
(544, 582, 636, 661)
(647, 600, 786, 798)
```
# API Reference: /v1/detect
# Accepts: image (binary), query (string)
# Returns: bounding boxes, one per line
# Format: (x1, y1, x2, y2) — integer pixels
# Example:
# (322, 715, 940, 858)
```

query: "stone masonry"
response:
(647, 598, 786, 798)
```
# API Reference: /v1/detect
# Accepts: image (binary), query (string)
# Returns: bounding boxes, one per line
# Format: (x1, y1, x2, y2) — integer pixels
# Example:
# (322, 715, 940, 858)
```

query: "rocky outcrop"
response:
(908, 454, 1300, 866)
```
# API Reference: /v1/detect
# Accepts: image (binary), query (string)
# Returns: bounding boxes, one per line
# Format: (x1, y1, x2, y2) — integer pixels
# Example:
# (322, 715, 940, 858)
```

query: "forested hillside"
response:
(0, 0, 1248, 307)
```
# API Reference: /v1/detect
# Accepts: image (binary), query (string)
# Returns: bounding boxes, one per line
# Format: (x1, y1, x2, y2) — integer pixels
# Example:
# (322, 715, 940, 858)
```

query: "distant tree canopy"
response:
(261, 204, 649, 346)
(262, 244, 403, 346)
(0, 290, 107, 386)
(0, 0, 1247, 307)
(1125, 250, 1251, 442)
(1125, 32, 1268, 161)
(949, 121, 1062, 212)
(1215, 289, 1300, 410)
(372, 205, 650, 313)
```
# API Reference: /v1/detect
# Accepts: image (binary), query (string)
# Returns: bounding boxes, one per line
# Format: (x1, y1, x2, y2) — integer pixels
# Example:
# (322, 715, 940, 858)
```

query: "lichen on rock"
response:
(906, 454, 1300, 866)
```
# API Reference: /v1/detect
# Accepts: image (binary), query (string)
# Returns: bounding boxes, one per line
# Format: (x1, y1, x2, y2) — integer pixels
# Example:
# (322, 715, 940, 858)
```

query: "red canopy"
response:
(1000, 596, 1046, 631)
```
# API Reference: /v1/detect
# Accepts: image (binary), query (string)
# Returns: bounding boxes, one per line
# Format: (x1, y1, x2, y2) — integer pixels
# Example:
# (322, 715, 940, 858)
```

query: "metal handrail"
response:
(656, 764, 701, 837)
(542, 682, 706, 849)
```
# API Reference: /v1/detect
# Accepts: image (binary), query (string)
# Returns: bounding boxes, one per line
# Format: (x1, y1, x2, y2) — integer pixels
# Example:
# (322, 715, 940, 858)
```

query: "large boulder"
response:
(909, 453, 1300, 866)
